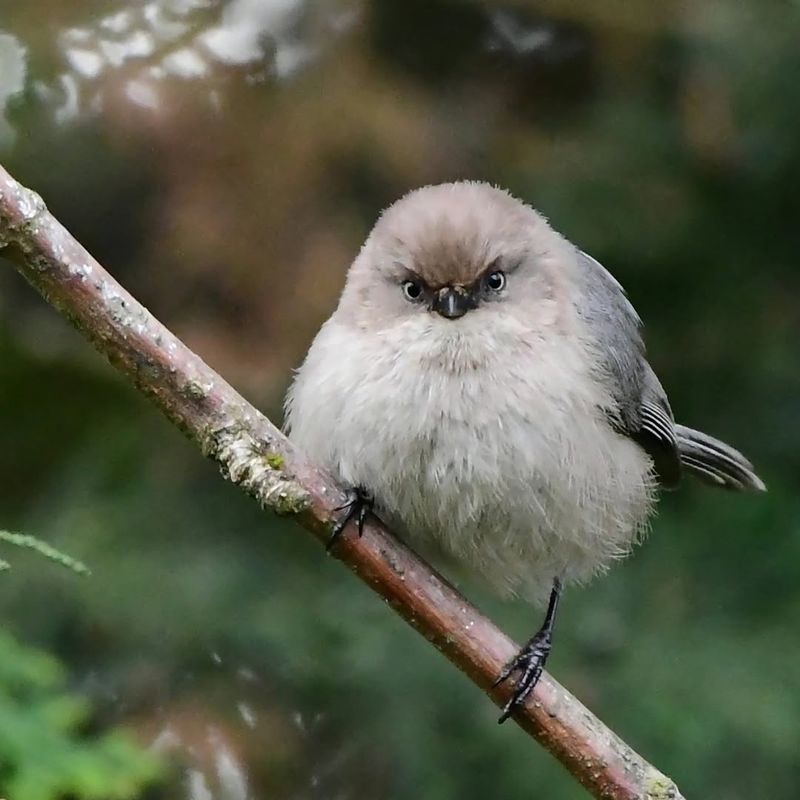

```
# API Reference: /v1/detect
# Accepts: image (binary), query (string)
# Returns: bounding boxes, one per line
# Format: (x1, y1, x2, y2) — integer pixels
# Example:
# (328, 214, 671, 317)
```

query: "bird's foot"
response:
(493, 577, 561, 724)
(327, 487, 373, 551)
(493, 628, 552, 723)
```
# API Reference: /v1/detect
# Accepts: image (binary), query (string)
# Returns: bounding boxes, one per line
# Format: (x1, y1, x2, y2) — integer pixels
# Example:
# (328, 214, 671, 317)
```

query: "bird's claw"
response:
(327, 487, 373, 551)
(493, 630, 552, 724)
(493, 577, 561, 724)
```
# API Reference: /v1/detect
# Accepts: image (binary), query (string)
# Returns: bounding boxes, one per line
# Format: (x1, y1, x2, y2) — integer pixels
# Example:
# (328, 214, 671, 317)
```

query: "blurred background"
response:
(0, 1, 798, 798)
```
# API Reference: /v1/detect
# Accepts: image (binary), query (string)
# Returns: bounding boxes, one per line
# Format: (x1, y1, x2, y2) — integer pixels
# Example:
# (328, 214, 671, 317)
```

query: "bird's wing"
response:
(573, 249, 682, 488)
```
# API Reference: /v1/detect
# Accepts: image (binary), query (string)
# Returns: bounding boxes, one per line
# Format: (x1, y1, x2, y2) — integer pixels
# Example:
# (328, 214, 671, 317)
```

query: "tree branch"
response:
(0, 163, 684, 800)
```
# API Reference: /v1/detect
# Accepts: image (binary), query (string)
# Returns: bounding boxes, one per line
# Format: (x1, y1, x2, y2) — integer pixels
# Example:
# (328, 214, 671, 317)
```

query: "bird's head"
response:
(339, 182, 571, 342)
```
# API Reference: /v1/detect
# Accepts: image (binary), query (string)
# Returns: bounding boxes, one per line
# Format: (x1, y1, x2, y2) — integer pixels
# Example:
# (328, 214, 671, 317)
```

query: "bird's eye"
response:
(402, 280, 423, 302)
(486, 270, 506, 292)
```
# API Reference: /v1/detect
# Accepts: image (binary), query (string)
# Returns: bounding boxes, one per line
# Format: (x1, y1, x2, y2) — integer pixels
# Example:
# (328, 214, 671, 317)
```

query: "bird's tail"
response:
(675, 425, 766, 492)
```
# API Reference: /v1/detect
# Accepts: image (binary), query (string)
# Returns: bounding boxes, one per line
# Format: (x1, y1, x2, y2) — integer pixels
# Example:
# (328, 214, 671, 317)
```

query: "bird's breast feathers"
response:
(287, 317, 655, 599)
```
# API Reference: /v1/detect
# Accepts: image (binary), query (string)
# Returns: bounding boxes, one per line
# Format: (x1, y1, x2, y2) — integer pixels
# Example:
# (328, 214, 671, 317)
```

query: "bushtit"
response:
(285, 181, 764, 721)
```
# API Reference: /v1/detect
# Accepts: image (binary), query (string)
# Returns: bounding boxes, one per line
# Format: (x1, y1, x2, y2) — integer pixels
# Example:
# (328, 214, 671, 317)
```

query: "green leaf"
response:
(0, 631, 164, 800)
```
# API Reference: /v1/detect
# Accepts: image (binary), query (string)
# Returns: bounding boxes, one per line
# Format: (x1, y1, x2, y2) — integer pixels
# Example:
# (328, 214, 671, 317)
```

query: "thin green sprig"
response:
(0, 531, 91, 576)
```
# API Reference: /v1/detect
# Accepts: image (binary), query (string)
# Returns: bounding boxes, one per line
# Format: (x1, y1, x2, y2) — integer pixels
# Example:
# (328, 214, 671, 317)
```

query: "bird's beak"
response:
(432, 286, 474, 320)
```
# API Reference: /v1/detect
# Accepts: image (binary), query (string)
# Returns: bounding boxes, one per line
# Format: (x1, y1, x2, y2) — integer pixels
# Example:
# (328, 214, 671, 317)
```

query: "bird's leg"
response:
(327, 486, 374, 551)
(493, 577, 562, 724)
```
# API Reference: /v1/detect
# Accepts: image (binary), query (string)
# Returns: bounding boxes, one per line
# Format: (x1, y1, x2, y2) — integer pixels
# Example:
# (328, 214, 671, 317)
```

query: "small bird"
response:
(285, 181, 765, 722)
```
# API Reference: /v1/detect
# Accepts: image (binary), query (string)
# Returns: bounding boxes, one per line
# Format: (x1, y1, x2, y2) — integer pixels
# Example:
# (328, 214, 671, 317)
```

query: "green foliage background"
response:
(0, 629, 160, 800)
(0, 1, 798, 798)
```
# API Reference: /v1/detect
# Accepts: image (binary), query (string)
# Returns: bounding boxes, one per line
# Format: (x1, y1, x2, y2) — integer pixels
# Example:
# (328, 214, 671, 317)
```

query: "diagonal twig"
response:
(0, 163, 684, 800)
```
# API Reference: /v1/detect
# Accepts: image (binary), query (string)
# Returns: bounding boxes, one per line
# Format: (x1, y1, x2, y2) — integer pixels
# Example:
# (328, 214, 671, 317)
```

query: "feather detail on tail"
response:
(674, 425, 766, 492)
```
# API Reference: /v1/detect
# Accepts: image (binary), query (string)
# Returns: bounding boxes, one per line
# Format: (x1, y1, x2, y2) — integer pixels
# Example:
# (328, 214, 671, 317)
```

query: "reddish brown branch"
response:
(0, 163, 684, 800)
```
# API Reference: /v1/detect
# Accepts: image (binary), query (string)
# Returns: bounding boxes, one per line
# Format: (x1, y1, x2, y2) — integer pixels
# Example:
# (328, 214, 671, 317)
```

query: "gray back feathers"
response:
(573, 249, 764, 492)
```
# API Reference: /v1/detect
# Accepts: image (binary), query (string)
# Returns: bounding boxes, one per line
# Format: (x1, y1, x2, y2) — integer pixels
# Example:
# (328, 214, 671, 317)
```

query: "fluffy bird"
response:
(285, 182, 764, 721)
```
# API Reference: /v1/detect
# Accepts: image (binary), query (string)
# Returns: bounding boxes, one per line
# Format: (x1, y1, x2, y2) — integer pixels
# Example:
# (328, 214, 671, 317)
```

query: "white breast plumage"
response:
(286, 311, 655, 604)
